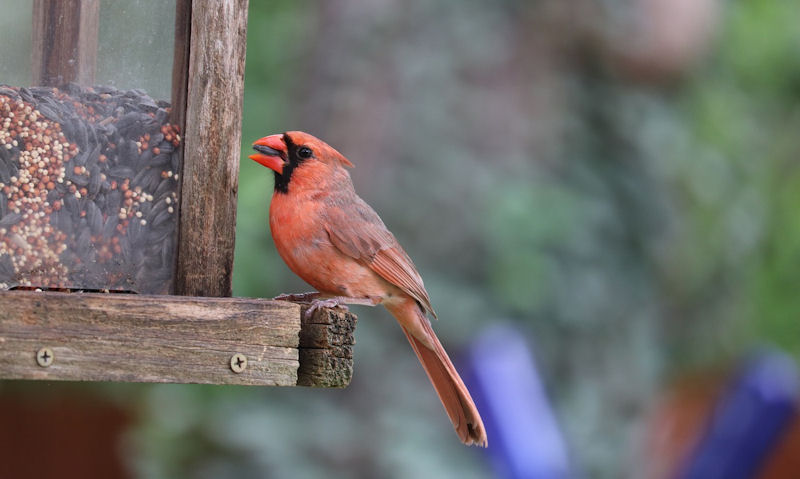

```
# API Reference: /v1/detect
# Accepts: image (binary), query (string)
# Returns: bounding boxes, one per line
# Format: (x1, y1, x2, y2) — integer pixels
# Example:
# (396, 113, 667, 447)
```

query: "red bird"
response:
(249, 131, 487, 446)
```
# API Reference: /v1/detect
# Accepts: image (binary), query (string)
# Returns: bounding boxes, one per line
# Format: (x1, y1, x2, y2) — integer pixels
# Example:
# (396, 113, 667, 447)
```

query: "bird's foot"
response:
(304, 298, 349, 320)
(272, 291, 321, 303)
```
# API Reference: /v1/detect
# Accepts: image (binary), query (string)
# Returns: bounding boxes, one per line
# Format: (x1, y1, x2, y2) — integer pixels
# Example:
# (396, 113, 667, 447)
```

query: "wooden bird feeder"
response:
(0, 0, 356, 388)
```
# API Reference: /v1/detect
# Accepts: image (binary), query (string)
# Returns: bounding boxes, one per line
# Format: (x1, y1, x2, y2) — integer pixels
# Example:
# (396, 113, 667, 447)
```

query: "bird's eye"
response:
(297, 146, 313, 159)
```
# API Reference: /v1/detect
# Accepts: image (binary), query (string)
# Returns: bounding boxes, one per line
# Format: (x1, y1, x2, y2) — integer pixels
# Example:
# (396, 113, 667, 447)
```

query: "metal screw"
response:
(230, 353, 247, 373)
(36, 347, 53, 367)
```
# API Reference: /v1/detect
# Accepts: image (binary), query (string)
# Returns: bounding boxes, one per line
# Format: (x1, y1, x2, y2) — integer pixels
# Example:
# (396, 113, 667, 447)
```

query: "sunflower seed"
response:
(0, 212, 22, 227)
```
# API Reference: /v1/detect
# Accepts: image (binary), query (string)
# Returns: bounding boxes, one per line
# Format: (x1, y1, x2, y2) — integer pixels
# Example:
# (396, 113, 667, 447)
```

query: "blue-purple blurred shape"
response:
(467, 324, 571, 479)
(676, 352, 799, 479)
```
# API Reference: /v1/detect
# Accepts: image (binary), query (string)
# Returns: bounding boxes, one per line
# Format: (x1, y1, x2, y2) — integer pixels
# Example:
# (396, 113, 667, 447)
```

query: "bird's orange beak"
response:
(250, 134, 287, 174)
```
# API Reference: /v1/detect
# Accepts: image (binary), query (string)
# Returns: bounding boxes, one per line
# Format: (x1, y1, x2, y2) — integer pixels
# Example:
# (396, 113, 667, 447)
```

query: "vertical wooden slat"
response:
(174, 0, 249, 297)
(169, 0, 192, 295)
(170, 0, 192, 128)
(31, 0, 100, 87)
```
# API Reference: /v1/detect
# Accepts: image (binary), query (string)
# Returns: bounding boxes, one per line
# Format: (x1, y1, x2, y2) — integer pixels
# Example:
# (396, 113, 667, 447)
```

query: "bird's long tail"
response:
(386, 300, 487, 447)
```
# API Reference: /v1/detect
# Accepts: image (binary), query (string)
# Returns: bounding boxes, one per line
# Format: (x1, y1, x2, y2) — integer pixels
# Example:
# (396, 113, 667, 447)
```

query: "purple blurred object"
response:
(466, 324, 571, 479)
(676, 351, 799, 479)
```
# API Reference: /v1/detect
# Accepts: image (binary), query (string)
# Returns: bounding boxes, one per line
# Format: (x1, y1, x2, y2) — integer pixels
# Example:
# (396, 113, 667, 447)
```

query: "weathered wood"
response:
(174, 0, 249, 297)
(170, 0, 192, 127)
(0, 291, 356, 387)
(31, 0, 99, 87)
(298, 307, 358, 388)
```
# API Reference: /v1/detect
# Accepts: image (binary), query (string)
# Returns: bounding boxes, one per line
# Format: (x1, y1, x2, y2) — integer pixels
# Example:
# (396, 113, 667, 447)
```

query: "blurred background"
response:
(3, 0, 800, 478)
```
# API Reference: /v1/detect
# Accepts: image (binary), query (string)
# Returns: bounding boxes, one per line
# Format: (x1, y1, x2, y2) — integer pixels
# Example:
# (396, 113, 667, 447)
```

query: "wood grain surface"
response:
(0, 291, 356, 387)
(32, 0, 100, 87)
(174, 0, 249, 297)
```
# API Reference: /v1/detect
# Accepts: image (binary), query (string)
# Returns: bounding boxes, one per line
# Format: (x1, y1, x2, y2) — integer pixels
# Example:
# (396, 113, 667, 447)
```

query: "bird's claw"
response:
(304, 298, 349, 320)
(272, 291, 321, 302)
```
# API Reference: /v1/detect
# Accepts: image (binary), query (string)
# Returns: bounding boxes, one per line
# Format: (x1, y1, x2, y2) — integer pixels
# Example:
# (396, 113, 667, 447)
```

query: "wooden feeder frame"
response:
(0, 0, 356, 388)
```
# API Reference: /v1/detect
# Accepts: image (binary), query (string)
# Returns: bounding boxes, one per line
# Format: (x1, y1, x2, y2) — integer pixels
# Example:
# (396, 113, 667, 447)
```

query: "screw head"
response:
(36, 347, 53, 367)
(230, 353, 247, 373)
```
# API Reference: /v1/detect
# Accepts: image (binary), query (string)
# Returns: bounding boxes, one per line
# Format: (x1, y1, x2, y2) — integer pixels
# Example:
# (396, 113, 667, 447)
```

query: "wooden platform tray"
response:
(0, 291, 356, 388)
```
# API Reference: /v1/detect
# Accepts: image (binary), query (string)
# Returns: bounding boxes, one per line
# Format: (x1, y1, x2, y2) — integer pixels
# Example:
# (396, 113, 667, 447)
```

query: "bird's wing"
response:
(324, 197, 437, 318)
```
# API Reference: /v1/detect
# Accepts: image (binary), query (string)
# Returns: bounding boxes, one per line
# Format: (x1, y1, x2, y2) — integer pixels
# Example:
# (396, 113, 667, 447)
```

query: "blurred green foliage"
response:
(232, 1, 800, 477)
(227, 1, 800, 477)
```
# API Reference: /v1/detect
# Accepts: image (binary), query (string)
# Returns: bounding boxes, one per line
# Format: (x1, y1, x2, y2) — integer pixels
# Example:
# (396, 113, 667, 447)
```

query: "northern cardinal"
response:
(249, 131, 487, 447)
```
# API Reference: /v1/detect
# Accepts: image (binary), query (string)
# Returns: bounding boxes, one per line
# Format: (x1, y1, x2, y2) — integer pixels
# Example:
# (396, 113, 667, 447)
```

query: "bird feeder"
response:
(0, 0, 355, 388)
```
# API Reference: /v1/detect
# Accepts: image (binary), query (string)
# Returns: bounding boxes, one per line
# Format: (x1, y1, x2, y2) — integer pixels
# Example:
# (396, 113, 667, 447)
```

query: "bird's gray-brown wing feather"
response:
(323, 196, 437, 318)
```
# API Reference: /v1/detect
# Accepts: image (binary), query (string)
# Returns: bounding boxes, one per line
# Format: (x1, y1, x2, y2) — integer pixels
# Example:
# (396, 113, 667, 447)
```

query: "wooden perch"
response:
(0, 291, 356, 388)
(298, 305, 357, 388)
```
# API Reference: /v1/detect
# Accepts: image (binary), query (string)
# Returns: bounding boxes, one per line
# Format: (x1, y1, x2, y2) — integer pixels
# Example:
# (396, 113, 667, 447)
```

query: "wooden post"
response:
(31, 0, 100, 87)
(298, 306, 358, 387)
(0, 291, 356, 387)
(174, 0, 249, 297)
(170, 0, 191, 128)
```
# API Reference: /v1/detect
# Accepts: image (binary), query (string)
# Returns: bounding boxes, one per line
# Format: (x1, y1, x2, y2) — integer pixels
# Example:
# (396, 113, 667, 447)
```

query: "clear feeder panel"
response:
(0, 1, 180, 294)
